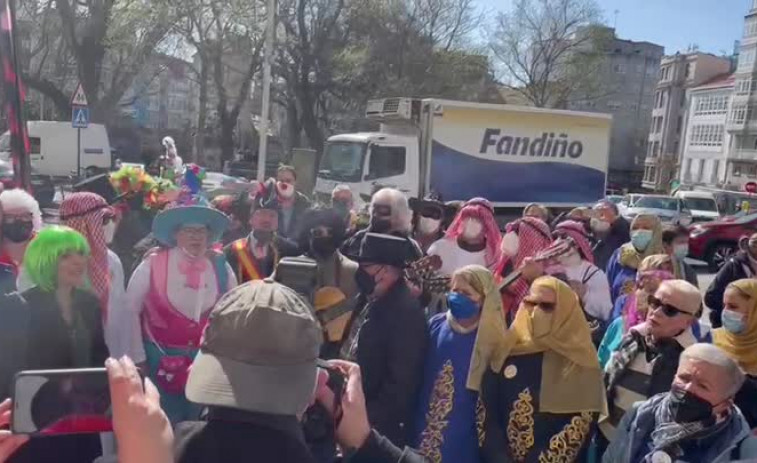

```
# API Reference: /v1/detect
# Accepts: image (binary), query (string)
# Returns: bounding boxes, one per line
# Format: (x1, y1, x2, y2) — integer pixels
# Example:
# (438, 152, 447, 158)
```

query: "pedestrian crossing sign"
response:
(72, 106, 89, 128)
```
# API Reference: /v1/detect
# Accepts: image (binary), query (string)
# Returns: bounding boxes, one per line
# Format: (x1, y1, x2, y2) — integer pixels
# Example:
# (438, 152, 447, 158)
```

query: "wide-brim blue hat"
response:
(153, 205, 230, 247)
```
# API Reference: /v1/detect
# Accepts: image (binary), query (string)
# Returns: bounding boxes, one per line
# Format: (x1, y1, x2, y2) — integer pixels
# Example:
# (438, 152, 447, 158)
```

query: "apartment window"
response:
(746, 17, 757, 38)
(676, 116, 683, 134)
(613, 63, 626, 74)
(694, 94, 729, 116)
(685, 63, 694, 79)
(739, 49, 756, 71)
(749, 165, 757, 179)
(730, 103, 749, 124)
(736, 78, 754, 95)
(689, 124, 724, 147)
(734, 163, 743, 177)
(712, 160, 721, 183)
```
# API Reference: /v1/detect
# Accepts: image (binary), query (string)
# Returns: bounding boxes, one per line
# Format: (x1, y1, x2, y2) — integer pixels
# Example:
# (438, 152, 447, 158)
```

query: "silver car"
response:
(622, 195, 693, 226)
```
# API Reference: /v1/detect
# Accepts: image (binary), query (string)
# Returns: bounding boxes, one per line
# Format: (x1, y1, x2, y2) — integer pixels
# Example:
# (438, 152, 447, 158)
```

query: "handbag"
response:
(144, 323, 194, 394)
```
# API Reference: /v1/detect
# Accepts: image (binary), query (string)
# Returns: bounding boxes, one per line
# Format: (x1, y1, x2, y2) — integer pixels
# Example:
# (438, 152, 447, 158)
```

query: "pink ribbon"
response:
(178, 257, 208, 289)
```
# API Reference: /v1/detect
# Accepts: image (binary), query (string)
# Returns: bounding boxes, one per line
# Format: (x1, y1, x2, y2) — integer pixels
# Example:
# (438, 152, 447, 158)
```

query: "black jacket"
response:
(593, 217, 630, 271)
(705, 252, 753, 328)
(355, 282, 429, 447)
(173, 408, 429, 463)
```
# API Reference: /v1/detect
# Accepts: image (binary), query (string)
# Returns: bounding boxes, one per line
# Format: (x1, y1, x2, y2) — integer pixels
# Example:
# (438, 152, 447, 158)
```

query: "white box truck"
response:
(314, 98, 612, 209)
(0, 121, 112, 177)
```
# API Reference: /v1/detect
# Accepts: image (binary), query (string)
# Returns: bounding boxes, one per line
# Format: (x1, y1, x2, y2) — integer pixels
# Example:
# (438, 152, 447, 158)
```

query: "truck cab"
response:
(314, 131, 420, 206)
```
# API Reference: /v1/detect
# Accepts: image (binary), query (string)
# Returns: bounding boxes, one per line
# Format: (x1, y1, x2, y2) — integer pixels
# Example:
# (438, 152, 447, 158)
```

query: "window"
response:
(734, 163, 743, 177)
(676, 116, 683, 135)
(739, 49, 756, 71)
(685, 62, 693, 79)
(689, 124, 724, 147)
(746, 17, 757, 38)
(730, 103, 749, 124)
(29, 137, 41, 155)
(613, 63, 626, 74)
(735, 78, 756, 95)
(368, 146, 406, 179)
(712, 159, 721, 183)
(693, 94, 729, 116)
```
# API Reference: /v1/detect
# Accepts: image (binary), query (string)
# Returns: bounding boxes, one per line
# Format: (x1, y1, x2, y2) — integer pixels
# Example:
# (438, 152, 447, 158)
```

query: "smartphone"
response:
(316, 360, 346, 410)
(12, 368, 113, 436)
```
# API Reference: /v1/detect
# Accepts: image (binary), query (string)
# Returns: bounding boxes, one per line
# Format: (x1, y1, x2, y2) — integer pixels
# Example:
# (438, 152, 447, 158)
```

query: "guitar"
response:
(405, 254, 450, 296)
(498, 236, 576, 294)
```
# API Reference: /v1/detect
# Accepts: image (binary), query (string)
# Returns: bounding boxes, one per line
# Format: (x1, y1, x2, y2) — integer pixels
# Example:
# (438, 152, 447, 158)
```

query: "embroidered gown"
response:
(413, 313, 481, 463)
(479, 352, 595, 463)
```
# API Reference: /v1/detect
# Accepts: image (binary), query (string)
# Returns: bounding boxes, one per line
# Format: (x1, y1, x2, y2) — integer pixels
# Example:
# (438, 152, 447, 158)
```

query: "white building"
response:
(679, 74, 734, 187)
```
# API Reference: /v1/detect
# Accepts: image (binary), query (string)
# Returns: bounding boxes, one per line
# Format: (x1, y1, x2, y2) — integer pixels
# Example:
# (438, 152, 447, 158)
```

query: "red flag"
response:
(0, 0, 30, 190)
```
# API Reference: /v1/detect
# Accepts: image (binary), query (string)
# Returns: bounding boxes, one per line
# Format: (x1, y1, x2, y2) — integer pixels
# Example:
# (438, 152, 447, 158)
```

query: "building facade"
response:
(643, 53, 733, 191)
(568, 28, 663, 191)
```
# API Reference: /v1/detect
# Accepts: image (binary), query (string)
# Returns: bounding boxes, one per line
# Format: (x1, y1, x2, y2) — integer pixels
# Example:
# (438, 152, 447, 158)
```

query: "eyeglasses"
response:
(647, 295, 690, 318)
(523, 299, 556, 312)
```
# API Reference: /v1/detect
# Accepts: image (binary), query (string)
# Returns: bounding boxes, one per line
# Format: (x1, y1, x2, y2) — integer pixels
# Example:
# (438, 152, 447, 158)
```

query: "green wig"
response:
(24, 226, 90, 291)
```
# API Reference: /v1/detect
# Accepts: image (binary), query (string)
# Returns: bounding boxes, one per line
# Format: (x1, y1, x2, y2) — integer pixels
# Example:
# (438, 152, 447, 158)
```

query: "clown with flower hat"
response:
(119, 164, 237, 424)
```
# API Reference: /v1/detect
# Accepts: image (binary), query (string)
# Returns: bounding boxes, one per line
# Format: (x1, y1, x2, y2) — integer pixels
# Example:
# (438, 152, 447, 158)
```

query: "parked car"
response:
(202, 171, 250, 198)
(0, 159, 56, 207)
(622, 194, 693, 226)
(689, 212, 757, 270)
(674, 190, 721, 222)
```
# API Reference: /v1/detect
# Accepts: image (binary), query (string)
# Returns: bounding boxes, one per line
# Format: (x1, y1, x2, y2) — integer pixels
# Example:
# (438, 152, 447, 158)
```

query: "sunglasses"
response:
(310, 228, 333, 238)
(523, 299, 556, 312)
(419, 207, 442, 220)
(647, 295, 690, 318)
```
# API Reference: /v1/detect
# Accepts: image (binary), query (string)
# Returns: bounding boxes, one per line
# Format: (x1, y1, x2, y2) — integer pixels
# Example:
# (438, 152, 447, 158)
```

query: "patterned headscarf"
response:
(445, 198, 502, 267)
(619, 214, 664, 269)
(555, 220, 594, 264)
(60, 192, 113, 319)
(497, 216, 553, 314)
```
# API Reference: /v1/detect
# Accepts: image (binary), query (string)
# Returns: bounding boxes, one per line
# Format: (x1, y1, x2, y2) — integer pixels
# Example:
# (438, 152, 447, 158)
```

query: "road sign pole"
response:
(77, 127, 81, 178)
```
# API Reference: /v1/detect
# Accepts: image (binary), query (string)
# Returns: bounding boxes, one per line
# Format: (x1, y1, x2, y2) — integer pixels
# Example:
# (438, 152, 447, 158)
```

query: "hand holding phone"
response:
(0, 399, 28, 462)
(315, 360, 371, 450)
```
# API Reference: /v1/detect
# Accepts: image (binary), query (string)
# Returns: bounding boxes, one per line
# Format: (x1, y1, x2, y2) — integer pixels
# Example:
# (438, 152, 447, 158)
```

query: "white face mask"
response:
(462, 219, 484, 240)
(418, 216, 441, 235)
(277, 181, 295, 199)
(501, 231, 520, 257)
(558, 250, 583, 268)
(103, 220, 117, 245)
(591, 218, 611, 233)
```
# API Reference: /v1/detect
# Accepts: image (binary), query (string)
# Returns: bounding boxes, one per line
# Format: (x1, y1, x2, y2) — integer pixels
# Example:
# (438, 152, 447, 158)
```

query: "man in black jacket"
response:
(705, 233, 757, 328)
(342, 233, 429, 448)
(592, 200, 631, 270)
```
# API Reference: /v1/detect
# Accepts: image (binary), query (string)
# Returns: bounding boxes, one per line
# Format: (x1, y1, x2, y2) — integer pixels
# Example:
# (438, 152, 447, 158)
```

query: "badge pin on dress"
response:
(651, 451, 672, 463)
(504, 365, 518, 379)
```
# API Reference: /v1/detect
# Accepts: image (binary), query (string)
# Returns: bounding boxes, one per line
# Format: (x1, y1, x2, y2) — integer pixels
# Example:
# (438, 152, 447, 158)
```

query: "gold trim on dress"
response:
(476, 396, 486, 447)
(418, 360, 455, 463)
(507, 387, 535, 462)
(537, 412, 593, 463)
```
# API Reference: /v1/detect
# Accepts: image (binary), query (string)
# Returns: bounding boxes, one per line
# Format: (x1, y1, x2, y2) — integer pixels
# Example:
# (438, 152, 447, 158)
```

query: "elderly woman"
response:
(0, 188, 41, 277)
(470, 276, 606, 463)
(0, 226, 107, 463)
(413, 265, 499, 463)
(606, 214, 663, 303)
(429, 198, 501, 276)
(121, 204, 236, 424)
(713, 279, 757, 428)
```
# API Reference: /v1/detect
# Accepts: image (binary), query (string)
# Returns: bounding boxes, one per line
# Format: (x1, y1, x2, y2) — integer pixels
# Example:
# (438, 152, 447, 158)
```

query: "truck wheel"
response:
(705, 242, 736, 272)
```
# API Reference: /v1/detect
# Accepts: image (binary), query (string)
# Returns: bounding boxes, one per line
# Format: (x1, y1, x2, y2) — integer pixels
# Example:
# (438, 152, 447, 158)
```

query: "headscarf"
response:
(464, 265, 510, 391)
(622, 254, 675, 331)
(59, 192, 113, 319)
(713, 279, 757, 375)
(470, 276, 607, 415)
(496, 216, 553, 313)
(445, 198, 501, 267)
(555, 220, 594, 264)
(619, 214, 663, 269)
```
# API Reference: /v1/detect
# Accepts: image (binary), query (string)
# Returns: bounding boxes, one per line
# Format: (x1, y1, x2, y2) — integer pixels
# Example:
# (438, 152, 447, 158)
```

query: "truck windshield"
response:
(682, 197, 717, 212)
(319, 142, 365, 182)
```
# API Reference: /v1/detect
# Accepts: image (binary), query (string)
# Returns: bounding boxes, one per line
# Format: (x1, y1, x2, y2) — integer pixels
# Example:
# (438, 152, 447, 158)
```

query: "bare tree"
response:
(490, 0, 611, 108)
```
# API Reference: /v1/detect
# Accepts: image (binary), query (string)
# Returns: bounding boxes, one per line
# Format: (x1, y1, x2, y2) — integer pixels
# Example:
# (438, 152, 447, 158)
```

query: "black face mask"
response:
(669, 387, 715, 424)
(311, 237, 338, 258)
(253, 229, 274, 244)
(370, 218, 392, 234)
(355, 267, 377, 295)
(2, 221, 34, 243)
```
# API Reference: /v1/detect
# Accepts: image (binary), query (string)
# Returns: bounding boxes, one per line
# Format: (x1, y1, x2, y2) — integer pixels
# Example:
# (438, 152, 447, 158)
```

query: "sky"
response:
(475, 0, 753, 56)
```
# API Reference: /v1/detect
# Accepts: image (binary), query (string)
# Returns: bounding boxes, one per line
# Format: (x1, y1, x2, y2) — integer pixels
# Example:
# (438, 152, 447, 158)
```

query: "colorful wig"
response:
(445, 198, 502, 267)
(24, 226, 90, 292)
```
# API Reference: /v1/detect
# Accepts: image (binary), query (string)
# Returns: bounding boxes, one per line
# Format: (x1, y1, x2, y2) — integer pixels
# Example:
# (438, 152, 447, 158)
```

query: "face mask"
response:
(2, 221, 34, 243)
(462, 219, 483, 240)
(590, 218, 610, 234)
(501, 231, 520, 257)
(722, 309, 746, 334)
(673, 244, 689, 260)
(333, 202, 350, 218)
(277, 181, 295, 199)
(558, 251, 582, 268)
(631, 230, 654, 251)
(253, 229, 274, 244)
(103, 221, 117, 245)
(447, 292, 480, 320)
(310, 237, 337, 258)
(418, 217, 441, 235)
(355, 267, 377, 295)
(669, 386, 715, 424)
(530, 307, 553, 339)
(370, 217, 392, 234)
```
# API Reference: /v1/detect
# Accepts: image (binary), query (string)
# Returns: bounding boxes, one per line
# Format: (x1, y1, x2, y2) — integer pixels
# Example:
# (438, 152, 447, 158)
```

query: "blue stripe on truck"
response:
(430, 141, 606, 204)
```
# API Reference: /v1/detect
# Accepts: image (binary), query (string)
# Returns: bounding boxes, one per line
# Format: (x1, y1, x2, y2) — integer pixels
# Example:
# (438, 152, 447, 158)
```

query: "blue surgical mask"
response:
(722, 309, 746, 334)
(673, 243, 689, 260)
(631, 230, 653, 251)
(447, 292, 480, 320)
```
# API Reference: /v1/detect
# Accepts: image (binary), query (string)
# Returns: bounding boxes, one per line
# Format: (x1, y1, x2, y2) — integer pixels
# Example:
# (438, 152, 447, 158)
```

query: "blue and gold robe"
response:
(413, 313, 481, 463)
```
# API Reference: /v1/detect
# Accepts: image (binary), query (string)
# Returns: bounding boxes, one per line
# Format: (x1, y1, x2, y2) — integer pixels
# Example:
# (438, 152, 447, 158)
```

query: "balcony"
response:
(730, 149, 757, 160)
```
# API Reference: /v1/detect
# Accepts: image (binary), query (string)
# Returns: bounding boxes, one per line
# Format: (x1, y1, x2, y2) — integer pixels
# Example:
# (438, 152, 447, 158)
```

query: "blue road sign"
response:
(72, 106, 89, 129)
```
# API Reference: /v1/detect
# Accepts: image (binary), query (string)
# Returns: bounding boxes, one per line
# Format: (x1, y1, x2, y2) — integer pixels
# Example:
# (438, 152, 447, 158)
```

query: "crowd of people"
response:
(0, 161, 756, 463)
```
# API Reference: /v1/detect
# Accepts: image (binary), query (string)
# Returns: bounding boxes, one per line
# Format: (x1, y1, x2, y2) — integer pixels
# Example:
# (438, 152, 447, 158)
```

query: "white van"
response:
(0, 121, 112, 177)
(674, 190, 721, 222)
